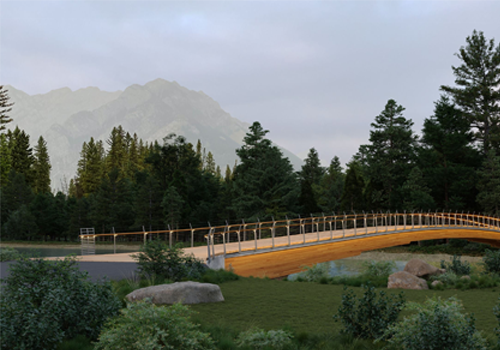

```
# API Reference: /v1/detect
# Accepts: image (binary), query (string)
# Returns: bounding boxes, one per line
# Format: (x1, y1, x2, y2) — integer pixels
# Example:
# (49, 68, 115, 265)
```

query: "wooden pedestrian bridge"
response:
(80, 212, 500, 279)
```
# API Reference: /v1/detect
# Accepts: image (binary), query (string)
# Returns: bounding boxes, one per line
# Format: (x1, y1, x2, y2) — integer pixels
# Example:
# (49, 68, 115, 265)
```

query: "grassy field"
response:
(189, 277, 500, 337)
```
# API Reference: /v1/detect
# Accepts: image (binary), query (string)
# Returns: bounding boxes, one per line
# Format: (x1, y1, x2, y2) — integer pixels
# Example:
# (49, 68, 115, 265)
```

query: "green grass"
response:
(190, 277, 500, 337)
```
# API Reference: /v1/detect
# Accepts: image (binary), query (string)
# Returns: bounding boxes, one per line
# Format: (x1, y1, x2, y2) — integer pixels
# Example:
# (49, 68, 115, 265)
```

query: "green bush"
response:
(200, 268, 240, 284)
(430, 272, 500, 290)
(235, 328, 293, 350)
(440, 255, 471, 276)
(483, 250, 500, 274)
(133, 240, 207, 281)
(334, 284, 405, 340)
(0, 256, 120, 350)
(362, 260, 396, 277)
(383, 297, 487, 350)
(330, 274, 388, 288)
(297, 263, 330, 282)
(95, 301, 216, 350)
(0, 246, 21, 262)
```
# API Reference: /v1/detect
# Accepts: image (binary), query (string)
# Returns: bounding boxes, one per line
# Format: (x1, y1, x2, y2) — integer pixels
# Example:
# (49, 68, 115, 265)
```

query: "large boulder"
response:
(404, 258, 444, 278)
(126, 281, 224, 305)
(388, 271, 429, 290)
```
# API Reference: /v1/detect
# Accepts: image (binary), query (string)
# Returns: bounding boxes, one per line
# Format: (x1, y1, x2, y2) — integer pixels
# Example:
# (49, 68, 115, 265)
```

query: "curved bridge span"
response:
(207, 212, 500, 278)
(79, 212, 500, 279)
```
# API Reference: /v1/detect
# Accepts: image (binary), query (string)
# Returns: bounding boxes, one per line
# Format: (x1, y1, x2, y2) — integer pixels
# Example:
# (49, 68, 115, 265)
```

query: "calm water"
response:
(288, 259, 407, 280)
(11, 246, 140, 258)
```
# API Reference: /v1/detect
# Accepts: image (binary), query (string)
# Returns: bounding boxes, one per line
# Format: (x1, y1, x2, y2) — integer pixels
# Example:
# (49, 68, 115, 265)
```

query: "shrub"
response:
(200, 268, 240, 284)
(95, 301, 216, 350)
(0, 246, 21, 262)
(236, 328, 293, 350)
(0, 256, 120, 350)
(133, 240, 206, 281)
(483, 249, 500, 274)
(297, 263, 330, 282)
(362, 260, 396, 277)
(334, 284, 405, 340)
(383, 297, 487, 350)
(440, 255, 471, 275)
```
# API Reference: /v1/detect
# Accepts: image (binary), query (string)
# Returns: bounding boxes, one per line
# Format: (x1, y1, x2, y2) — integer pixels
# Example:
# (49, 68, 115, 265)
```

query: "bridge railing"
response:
(80, 211, 500, 257)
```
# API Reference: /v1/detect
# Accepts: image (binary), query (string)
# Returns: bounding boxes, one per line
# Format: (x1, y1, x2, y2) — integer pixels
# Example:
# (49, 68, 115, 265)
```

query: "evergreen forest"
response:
(1, 30, 499, 241)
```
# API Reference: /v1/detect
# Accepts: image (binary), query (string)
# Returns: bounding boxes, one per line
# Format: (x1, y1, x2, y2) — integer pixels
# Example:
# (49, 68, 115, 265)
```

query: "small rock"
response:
(404, 259, 444, 277)
(388, 271, 429, 290)
(126, 281, 224, 305)
(460, 275, 471, 280)
(431, 280, 443, 287)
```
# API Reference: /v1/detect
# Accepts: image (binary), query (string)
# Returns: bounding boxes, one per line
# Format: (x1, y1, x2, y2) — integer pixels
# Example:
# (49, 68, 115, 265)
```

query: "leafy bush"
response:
(430, 272, 500, 290)
(494, 296, 500, 346)
(483, 249, 500, 274)
(440, 255, 471, 275)
(334, 284, 405, 340)
(362, 260, 396, 277)
(329, 274, 388, 288)
(0, 256, 120, 350)
(200, 268, 240, 284)
(0, 246, 21, 261)
(95, 301, 216, 350)
(297, 263, 330, 282)
(383, 297, 487, 350)
(133, 240, 207, 281)
(236, 328, 293, 350)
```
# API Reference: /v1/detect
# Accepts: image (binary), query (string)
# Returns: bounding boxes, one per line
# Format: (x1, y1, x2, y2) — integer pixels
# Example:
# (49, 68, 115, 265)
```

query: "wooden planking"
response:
(225, 229, 500, 278)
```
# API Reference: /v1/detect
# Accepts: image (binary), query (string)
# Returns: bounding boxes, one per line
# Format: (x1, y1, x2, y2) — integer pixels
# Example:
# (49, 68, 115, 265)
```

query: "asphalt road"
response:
(0, 261, 140, 282)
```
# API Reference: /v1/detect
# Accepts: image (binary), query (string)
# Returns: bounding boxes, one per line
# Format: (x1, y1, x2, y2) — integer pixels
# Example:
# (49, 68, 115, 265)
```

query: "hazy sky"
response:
(1, 0, 499, 167)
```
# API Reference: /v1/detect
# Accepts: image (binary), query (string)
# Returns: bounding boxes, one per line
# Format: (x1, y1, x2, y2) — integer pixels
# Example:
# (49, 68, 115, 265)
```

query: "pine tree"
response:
(441, 30, 500, 154)
(205, 151, 216, 174)
(298, 148, 325, 214)
(477, 150, 500, 216)
(401, 167, 435, 211)
(340, 161, 365, 212)
(7, 127, 35, 186)
(232, 122, 299, 219)
(162, 185, 184, 229)
(317, 156, 345, 212)
(0, 133, 12, 187)
(0, 170, 34, 227)
(76, 137, 105, 196)
(359, 100, 417, 209)
(32, 136, 51, 194)
(0, 85, 14, 132)
(134, 172, 164, 231)
(105, 126, 127, 175)
(419, 96, 480, 210)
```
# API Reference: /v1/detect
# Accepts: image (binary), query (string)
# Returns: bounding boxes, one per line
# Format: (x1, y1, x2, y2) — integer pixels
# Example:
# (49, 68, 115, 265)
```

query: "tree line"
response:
(0, 30, 499, 241)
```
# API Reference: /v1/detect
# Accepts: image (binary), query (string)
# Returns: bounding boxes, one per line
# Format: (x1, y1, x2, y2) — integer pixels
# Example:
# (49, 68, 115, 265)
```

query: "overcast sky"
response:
(1, 0, 499, 167)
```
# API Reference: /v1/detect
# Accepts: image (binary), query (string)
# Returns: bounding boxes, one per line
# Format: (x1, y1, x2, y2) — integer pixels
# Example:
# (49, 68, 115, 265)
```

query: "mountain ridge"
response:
(5, 79, 303, 190)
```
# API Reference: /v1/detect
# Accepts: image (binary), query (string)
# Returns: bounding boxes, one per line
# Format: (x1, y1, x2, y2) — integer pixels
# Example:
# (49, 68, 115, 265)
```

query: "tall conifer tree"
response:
(33, 136, 51, 194)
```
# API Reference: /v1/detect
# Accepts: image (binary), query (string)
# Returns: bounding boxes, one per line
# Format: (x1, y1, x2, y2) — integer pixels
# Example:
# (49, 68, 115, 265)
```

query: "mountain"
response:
(5, 79, 303, 190)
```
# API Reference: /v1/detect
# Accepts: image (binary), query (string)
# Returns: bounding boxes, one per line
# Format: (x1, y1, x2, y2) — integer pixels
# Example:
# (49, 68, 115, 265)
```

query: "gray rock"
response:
(126, 281, 224, 305)
(460, 275, 471, 280)
(404, 258, 444, 277)
(388, 271, 429, 290)
(431, 280, 443, 287)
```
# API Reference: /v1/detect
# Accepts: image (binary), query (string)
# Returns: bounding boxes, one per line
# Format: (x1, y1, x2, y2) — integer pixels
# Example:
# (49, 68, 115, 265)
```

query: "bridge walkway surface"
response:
(43, 212, 500, 279)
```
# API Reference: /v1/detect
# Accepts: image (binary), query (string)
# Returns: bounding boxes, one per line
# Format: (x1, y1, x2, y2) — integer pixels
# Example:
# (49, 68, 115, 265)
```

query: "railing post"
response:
(257, 217, 262, 240)
(363, 211, 368, 234)
(242, 219, 247, 241)
(353, 211, 357, 236)
(386, 211, 389, 232)
(329, 212, 334, 240)
(343, 212, 346, 238)
(411, 211, 415, 229)
(206, 234, 211, 261)
(254, 222, 258, 251)
(225, 220, 230, 244)
(208, 222, 215, 258)
(167, 224, 173, 248)
(285, 215, 291, 246)
(299, 214, 306, 244)
(373, 211, 378, 233)
(403, 210, 407, 230)
(222, 224, 227, 255)
(332, 211, 337, 238)
(271, 216, 276, 248)
(395, 210, 399, 230)
(311, 213, 319, 242)
(322, 212, 326, 239)
(237, 223, 242, 253)
(113, 227, 117, 254)
(190, 223, 194, 248)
